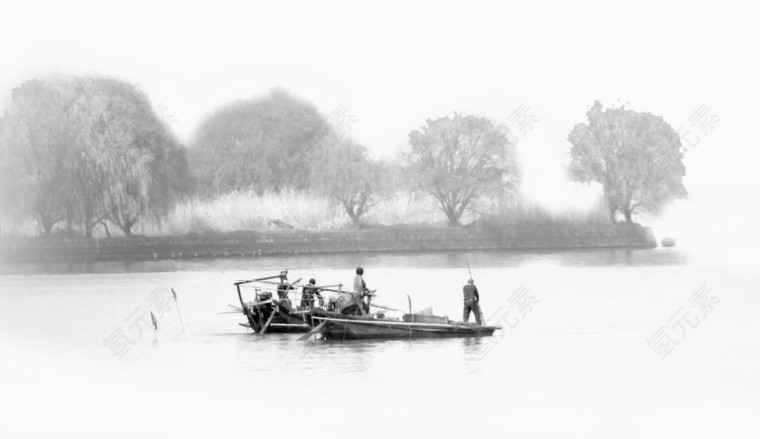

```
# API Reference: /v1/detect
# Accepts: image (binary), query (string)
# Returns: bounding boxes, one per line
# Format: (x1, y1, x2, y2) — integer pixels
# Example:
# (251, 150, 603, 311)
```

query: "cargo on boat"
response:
(230, 269, 502, 340)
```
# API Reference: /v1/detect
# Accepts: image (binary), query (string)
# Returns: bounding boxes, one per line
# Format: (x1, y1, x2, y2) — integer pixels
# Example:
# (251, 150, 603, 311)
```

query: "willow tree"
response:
(74, 78, 189, 236)
(568, 101, 687, 224)
(0, 76, 189, 237)
(405, 113, 519, 226)
(0, 79, 76, 234)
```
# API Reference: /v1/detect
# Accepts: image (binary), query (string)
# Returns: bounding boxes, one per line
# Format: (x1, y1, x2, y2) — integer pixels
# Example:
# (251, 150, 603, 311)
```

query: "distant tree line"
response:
(0, 75, 688, 237)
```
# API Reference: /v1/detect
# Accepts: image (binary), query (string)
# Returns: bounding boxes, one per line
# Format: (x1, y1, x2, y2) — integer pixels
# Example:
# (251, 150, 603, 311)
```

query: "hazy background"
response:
(2, 0, 758, 263)
(1, 3, 759, 437)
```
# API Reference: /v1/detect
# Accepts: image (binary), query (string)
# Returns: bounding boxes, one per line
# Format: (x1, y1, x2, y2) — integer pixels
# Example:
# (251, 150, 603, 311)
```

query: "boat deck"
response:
(307, 309, 501, 340)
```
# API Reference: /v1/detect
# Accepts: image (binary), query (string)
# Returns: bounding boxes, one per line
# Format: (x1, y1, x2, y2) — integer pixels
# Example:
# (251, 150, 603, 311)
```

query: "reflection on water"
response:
(0, 247, 689, 276)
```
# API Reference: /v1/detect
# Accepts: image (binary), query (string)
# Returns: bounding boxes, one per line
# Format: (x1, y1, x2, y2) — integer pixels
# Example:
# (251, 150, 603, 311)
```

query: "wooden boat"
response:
(233, 273, 311, 333)
(304, 308, 500, 340)
(240, 298, 311, 333)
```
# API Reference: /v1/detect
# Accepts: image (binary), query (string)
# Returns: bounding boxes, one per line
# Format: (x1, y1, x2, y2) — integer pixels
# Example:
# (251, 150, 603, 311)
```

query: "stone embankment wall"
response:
(0, 225, 657, 264)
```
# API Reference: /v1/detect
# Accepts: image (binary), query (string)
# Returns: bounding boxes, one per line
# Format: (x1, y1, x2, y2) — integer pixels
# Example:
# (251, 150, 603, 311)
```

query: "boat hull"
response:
(245, 304, 311, 333)
(309, 310, 499, 340)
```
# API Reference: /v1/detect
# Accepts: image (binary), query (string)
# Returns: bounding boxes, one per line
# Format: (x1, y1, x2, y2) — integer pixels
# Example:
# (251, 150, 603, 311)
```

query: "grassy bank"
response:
(0, 190, 613, 238)
(0, 190, 657, 264)
(135, 190, 611, 235)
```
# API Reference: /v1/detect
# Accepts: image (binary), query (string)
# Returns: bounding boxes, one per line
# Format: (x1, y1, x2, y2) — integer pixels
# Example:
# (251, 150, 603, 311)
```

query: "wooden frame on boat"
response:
(234, 274, 311, 333)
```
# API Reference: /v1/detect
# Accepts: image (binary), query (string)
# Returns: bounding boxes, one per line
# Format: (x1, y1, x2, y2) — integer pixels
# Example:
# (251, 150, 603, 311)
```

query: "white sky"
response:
(2, 0, 758, 251)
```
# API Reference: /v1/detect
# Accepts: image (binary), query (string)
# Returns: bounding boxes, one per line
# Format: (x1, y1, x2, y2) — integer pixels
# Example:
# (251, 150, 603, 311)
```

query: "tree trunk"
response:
(445, 208, 461, 227)
(609, 207, 617, 224)
(39, 215, 57, 235)
(102, 221, 112, 238)
(623, 207, 633, 224)
(66, 206, 74, 237)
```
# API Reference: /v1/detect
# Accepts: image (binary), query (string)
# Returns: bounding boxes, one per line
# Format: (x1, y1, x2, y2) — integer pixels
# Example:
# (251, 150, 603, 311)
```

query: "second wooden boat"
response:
(305, 309, 500, 340)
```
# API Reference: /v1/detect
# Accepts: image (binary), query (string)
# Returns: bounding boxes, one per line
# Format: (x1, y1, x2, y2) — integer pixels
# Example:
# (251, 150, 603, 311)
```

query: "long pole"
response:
(465, 254, 486, 325)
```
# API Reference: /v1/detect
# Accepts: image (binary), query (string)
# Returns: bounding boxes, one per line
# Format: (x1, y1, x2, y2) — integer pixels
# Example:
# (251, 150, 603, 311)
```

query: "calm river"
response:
(0, 248, 757, 438)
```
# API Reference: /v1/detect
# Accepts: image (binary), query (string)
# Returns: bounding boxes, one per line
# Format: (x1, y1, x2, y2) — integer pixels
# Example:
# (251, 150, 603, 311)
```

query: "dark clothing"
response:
(277, 281, 293, 299)
(463, 299, 483, 325)
(463, 284, 482, 324)
(300, 286, 323, 310)
(277, 279, 294, 311)
(463, 284, 479, 301)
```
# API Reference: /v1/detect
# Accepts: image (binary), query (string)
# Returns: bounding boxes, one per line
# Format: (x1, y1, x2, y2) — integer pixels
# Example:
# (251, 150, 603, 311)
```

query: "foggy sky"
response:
(2, 0, 758, 255)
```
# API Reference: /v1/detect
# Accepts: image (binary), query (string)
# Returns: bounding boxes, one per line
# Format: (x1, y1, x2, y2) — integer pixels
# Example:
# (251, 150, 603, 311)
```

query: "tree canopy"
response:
(0, 75, 189, 236)
(568, 101, 687, 223)
(189, 88, 331, 195)
(312, 135, 385, 224)
(405, 113, 519, 226)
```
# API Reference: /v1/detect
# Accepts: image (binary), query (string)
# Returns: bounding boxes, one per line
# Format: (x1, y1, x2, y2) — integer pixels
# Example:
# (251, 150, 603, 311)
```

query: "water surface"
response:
(1, 248, 756, 438)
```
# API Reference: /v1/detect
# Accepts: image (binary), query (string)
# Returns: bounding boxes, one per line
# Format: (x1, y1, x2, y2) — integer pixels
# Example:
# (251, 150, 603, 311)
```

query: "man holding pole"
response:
(277, 271, 294, 311)
(463, 278, 483, 325)
(300, 278, 324, 310)
(353, 267, 371, 315)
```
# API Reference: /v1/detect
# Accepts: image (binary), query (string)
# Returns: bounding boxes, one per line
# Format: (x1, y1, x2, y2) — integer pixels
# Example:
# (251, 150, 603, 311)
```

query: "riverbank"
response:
(0, 224, 656, 264)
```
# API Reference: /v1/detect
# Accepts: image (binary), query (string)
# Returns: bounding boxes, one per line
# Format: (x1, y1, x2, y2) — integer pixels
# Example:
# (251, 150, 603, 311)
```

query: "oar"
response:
(260, 307, 278, 334)
(369, 303, 403, 312)
(253, 278, 303, 287)
(235, 274, 283, 285)
(311, 283, 343, 290)
(297, 320, 327, 341)
(248, 299, 274, 307)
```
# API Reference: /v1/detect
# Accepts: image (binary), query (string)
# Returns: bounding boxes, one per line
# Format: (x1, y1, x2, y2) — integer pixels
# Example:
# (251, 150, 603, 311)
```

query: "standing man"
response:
(300, 278, 323, 310)
(277, 270, 294, 311)
(353, 267, 370, 315)
(463, 278, 483, 325)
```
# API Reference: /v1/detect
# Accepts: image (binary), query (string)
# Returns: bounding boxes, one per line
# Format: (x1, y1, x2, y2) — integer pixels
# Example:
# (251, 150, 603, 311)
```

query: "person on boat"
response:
(462, 278, 483, 325)
(300, 278, 324, 310)
(353, 267, 370, 314)
(277, 271, 294, 311)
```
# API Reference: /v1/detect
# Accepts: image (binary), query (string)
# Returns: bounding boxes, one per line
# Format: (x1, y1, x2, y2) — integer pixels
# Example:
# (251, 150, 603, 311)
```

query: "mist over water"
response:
(1, 246, 757, 437)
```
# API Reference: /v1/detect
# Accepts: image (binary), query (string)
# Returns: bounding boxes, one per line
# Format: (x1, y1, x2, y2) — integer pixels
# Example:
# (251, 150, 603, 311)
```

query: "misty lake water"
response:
(1, 248, 757, 438)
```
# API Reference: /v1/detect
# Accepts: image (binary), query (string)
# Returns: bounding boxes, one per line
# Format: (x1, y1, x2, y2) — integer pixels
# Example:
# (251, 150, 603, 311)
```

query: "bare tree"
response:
(405, 113, 519, 226)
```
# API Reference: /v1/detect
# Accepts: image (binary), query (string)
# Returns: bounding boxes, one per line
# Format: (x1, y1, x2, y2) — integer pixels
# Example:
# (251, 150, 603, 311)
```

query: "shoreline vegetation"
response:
(0, 223, 656, 264)
(0, 190, 659, 264)
(1, 77, 687, 256)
